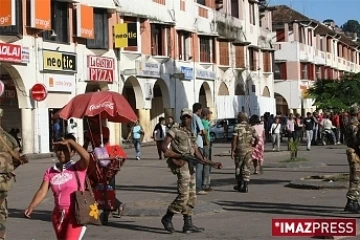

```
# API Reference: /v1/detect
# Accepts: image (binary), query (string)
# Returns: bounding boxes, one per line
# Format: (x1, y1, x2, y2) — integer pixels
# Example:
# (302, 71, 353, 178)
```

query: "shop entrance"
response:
(48, 108, 67, 150)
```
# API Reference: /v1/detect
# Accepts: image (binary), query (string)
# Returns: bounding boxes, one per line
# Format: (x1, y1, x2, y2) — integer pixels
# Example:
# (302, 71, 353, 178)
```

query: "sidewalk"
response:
(8, 141, 358, 240)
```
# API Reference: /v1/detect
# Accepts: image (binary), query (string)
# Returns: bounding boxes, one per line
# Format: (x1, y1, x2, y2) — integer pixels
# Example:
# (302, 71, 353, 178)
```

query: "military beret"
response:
(181, 108, 193, 117)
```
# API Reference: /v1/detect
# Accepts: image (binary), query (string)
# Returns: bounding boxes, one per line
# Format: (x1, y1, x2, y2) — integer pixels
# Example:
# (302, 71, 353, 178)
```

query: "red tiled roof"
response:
(272, 5, 311, 22)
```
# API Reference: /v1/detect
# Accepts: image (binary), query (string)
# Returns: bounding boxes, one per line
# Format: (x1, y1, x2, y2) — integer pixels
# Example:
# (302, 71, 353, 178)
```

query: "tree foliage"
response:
(341, 20, 360, 42)
(308, 73, 360, 110)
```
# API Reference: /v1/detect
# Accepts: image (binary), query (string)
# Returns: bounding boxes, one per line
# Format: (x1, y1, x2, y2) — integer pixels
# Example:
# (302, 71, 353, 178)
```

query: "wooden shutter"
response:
(280, 63, 287, 80)
(307, 64, 313, 80)
(178, 32, 182, 60)
(235, 45, 245, 68)
(276, 29, 285, 42)
(263, 51, 271, 72)
(219, 40, 229, 65)
(151, 24, 157, 55)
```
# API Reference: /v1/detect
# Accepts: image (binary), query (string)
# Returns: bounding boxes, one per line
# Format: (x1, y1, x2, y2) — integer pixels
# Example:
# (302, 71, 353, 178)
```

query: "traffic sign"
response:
(31, 83, 48, 101)
(0, 80, 4, 97)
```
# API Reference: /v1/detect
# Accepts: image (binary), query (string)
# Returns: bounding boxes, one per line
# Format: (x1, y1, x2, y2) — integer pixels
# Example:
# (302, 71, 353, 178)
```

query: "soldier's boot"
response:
(233, 181, 242, 191)
(161, 211, 175, 233)
(344, 199, 360, 213)
(239, 181, 248, 193)
(182, 215, 205, 233)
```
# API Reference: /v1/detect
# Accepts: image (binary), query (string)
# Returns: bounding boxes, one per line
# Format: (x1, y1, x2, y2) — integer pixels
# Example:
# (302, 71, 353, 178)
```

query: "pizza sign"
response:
(87, 56, 115, 83)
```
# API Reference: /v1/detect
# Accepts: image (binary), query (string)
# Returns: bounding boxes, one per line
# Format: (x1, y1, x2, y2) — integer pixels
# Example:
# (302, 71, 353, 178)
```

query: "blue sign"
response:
(180, 66, 193, 80)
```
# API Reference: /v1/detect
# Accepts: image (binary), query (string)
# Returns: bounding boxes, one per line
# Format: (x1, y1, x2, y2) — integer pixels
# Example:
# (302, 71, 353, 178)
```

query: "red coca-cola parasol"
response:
(54, 91, 137, 123)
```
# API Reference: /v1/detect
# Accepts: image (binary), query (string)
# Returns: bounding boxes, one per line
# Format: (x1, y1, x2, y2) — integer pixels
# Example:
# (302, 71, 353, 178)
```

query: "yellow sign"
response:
(42, 50, 77, 72)
(114, 23, 138, 48)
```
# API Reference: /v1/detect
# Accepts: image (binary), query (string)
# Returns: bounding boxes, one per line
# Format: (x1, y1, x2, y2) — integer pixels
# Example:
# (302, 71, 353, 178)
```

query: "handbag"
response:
(73, 167, 101, 226)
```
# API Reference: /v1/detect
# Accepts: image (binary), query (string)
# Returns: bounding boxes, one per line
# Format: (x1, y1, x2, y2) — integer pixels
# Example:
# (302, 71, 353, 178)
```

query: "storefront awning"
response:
(76, 0, 118, 10)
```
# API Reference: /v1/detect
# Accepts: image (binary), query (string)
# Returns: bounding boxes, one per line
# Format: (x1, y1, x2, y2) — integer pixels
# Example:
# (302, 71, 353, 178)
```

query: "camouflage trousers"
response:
(168, 161, 197, 216)
(234, 152, 252, 182)
(0, 196, 7, 240)
(346, 148, 360, 201)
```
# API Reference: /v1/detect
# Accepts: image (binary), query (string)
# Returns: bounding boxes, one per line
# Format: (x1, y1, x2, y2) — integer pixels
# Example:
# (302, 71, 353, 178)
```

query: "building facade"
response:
(119, 0, 276, 141)
(0, 0, 276, 153)
(272, 5, 360, 114)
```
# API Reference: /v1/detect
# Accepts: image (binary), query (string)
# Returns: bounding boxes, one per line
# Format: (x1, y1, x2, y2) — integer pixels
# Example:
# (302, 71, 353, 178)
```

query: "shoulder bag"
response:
(73, 166, 101, 226)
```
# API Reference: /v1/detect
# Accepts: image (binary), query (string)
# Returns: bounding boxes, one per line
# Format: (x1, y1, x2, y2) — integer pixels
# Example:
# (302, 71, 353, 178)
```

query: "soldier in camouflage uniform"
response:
(160, 108, 222, 234)
(231, 112, 259, 193)
(344, 106, 360, 213)
(0, 108, 23, 239)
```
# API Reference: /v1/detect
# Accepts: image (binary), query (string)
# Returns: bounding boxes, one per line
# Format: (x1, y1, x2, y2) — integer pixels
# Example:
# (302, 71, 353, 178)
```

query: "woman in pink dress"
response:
(249, 115, 265, 174)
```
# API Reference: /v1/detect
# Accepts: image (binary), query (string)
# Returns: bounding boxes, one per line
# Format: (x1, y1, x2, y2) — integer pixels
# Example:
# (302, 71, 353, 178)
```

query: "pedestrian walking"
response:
(0, 109, 27, 240)
(24, 134, 91, 240)
(67, 118, 78, 140)
(201, 108, 213, 191)
(270, 117, 281, 152)
(303, 112, 315, 151)
(153, 117, 167, 159)
(160, 108, 222, 234)
(231, 112, 259, 193)
(249, 115, 265, 174)
(191, 103, 206, 195)
(127, 121, 144, 160)
(343, 107, 360, 213)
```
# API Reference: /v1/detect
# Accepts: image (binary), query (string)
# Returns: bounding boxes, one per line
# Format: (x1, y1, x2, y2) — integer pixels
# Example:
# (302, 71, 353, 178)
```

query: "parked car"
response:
(209, 118, 237, 140)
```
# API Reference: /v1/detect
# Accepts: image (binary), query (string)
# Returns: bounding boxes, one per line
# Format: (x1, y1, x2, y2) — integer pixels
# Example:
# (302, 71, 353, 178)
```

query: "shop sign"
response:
(87, 56, 115, 83)
(180, 66, 193, 80)
(76, 4, 94, 39)
(43, 50, 77, 72)
(0, 0, 16, 26)
(196, 69, 216, 80)
(45, 74, 75, 93)
(0, 43, 30, 64)
(30, 0, 51, 30)
(114, 23, 138, 48)
(136, 60, 161, 78)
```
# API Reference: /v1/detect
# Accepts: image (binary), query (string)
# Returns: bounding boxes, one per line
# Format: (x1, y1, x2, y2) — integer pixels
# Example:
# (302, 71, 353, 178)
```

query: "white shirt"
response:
(321, 119, 333, 130)
(154, 124, 167, 141)
(270, 123, 281, 134)
(67, 122, 77, 137)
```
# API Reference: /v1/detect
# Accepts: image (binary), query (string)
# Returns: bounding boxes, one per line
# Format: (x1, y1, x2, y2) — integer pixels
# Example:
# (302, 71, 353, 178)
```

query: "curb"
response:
(121, 200, 223, 217)
(287, 179, 347, 190)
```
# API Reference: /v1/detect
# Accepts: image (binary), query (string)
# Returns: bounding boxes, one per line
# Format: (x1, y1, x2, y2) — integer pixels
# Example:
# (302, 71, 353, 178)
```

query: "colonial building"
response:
(0, 0, 121, 153)
(119, 0, 276, 141)
(272, 5, 360, 114)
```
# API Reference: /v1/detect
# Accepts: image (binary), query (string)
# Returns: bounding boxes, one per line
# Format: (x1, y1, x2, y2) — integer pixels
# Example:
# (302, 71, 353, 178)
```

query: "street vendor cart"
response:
(54, 91, 137, 225)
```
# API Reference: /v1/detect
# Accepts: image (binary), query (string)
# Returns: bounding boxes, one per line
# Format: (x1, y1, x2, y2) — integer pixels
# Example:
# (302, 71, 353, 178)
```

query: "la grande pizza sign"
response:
(87, 56, 115, 83)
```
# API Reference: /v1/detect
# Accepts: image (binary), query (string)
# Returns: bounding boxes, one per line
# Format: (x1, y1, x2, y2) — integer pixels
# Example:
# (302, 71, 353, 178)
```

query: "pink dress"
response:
(252, 124, 265, 162)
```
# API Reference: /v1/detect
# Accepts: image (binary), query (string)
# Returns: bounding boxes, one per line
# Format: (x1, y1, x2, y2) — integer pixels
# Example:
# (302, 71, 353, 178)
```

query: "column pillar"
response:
(138, 108, 152, 142)
(209, 107, 217, 121)
(21, 108, 34, 154)
(164, 108, 174, 118)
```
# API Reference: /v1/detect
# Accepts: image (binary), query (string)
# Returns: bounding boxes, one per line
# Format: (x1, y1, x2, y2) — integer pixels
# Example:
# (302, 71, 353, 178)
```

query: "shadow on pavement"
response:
(9, 208, 52, 222)
(106, 221, 169, 235)
(214, 201, 357, 218)
(116, 185, 176, 194)
(210, 177, 290, 187)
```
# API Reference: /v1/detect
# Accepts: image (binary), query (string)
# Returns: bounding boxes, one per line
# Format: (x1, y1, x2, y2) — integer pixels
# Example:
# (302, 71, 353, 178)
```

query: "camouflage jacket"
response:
(344, 117, 360, 150)
(233, 121, 258, 155)
(167, 125, 197, 155)
(0, 128, 19, 183)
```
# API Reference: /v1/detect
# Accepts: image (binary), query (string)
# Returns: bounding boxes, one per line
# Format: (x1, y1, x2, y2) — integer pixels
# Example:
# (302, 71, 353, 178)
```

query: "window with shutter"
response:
(219, 40, 229, 65)
(123, 17, 138, 51)
(275, 63, 287, 80)
(177, 31, 191, 61)
(86, 8, 109, 49)
(263, 51, 271, 72)
(235, 45, 245, 68)
(301, 63, 308, 79)
(249, 48, 257, 71)
(151, 24, 167, 56)
(43, 1, 69, 43)
(231, 0, 239, 18)
(199, 36, 211, 63)
(276, 30, 285, 42)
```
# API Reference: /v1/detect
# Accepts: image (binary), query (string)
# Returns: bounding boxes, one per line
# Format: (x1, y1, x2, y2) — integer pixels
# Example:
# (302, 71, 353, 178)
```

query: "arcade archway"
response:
(262, 86, 271, 97)
(121, 76, 144, 140)
(218, 82, 229, 96)
(199, 82, 212, 107)
(235, 83, 245, 95)
(275, 93, 289, 115)
(150, 78, 170, 130)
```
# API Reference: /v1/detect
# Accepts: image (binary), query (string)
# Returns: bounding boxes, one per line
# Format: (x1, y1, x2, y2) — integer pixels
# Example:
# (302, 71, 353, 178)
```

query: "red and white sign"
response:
(87, 56, 115, 83)
(31, 83, 48, 101)
(0, 80, 4, 97)
(0, 43, 30, 64)
(272, 218, 357, 237)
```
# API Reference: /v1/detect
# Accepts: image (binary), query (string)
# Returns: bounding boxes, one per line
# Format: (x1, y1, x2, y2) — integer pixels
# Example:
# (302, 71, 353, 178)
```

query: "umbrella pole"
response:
(99, 113, 104, 147)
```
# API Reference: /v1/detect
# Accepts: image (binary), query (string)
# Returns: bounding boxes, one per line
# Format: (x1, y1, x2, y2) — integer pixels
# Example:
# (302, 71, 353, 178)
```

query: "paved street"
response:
(7, 142, 360, 240)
